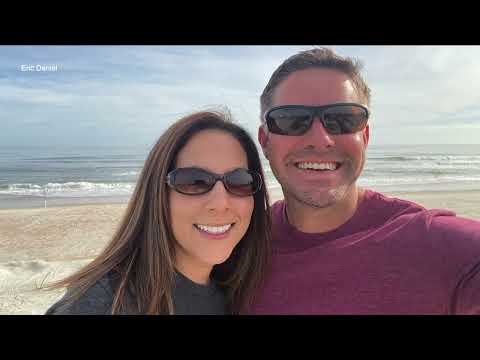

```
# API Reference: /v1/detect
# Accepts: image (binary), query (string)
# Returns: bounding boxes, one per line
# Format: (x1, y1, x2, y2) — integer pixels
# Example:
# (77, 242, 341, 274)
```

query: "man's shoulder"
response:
(271, 199, 284, 213)
(270, 199, 286, 224)
(368, 189, 480, 242)
(45, 273, 116, 315)
(362, 189, 456, 222)
(363, 189, 426, 212)
(427, 212, 480, 243)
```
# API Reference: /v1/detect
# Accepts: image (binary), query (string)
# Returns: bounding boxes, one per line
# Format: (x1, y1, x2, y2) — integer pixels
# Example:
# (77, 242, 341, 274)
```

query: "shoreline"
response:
(0, 189, 479, 220)
(2, 189, 477, 264)
(0, 193, 131, 210)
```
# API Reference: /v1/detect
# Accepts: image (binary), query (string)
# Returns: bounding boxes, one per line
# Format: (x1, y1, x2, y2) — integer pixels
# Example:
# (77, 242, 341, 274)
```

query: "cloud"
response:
(0, 84, 76, 105)
(330, 46, 480, 134)
(1, 45, 480, 146)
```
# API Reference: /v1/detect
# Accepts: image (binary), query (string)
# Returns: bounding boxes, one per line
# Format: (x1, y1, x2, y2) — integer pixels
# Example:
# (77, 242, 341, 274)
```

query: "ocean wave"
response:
(358, 175, 480, 185)
(24, 155, 144, 161)
(368, 155, 480, 162)
(0, 182, 136, 197)
(364, 161, 480, 172)
(115, 171, 140, 177)
(22, 159, 143, 165)
(25, 156, 100, 161)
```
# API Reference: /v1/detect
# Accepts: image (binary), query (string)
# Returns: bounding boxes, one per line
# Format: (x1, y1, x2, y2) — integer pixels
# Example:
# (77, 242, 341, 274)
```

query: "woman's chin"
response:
(204, 250, 235, 267)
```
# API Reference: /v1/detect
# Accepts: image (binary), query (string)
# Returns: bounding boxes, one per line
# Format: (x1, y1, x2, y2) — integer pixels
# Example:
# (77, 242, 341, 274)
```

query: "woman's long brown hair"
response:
(44, 110, 271, 314)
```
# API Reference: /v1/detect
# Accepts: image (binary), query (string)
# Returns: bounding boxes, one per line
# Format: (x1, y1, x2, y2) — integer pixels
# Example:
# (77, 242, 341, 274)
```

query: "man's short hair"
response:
(260, 47, 371, 122)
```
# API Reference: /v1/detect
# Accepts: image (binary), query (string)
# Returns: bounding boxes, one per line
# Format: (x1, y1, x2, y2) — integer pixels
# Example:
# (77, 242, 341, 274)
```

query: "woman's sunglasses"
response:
(166, 167, 262, 197)
(264, 103, 369, 136)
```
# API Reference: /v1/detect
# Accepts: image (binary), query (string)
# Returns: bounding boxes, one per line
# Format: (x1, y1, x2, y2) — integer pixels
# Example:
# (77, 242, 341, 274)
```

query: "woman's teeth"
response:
(195, 224, 233, 234)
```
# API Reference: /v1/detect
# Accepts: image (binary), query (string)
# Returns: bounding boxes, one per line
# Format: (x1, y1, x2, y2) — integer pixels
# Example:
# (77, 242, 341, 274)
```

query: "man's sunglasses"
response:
(264, 103, 369, 136)
(166, 167, 262, 197)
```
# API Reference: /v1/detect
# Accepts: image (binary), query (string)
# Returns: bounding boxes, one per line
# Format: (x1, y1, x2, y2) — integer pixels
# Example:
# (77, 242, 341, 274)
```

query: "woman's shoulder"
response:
(45, 272, 116, 315)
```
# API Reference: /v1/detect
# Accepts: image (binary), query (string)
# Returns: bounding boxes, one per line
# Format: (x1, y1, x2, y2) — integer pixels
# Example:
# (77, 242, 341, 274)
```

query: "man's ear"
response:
(258, 125, 269, 159)
(363, 124, 370, 147)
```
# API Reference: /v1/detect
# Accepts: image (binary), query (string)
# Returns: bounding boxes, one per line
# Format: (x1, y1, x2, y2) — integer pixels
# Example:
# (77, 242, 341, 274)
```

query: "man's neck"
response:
(285, 186, 364, 234)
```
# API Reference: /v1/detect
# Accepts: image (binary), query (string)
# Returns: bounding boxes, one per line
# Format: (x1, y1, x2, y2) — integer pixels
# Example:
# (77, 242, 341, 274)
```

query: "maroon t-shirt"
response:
(248, 189, 480, 314)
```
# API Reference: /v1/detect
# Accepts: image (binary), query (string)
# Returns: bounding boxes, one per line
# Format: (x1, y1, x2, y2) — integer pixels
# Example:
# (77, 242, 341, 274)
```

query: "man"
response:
(248, 48, 480, 314)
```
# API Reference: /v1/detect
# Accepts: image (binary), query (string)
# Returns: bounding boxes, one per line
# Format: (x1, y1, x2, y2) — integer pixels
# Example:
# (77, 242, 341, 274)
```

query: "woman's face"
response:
(169, 129, 255, 284)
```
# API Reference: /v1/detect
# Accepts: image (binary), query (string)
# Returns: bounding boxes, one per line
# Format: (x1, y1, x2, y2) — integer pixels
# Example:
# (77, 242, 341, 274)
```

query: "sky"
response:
(1, 45, 480, 149)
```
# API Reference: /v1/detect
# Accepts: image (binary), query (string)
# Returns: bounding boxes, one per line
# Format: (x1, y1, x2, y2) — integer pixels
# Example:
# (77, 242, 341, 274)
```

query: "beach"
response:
(385, 190, 480, 220)
(0, 203, 127, 314)
(0, 190, 479, 315)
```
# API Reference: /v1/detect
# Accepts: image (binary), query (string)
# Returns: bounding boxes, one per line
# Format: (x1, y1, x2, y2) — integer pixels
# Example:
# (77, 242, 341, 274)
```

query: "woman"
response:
(45, 110, 271, 315)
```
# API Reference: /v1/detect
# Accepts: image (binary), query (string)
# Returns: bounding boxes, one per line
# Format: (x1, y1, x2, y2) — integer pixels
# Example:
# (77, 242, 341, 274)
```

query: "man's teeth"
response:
(196, 224, 233, 234)
(296, 162, 338, 170)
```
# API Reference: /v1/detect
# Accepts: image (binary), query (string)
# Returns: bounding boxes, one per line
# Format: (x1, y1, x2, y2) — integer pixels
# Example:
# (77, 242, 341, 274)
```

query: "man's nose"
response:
(302, 116, 335, 149)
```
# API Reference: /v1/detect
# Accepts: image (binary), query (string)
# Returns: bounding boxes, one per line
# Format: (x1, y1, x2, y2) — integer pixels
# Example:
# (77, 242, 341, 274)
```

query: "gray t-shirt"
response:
(45, 271, 227, 315)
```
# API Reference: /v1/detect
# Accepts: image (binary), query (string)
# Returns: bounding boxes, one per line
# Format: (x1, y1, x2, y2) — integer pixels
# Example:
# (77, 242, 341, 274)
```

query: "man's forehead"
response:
(272, 68, 359, 106)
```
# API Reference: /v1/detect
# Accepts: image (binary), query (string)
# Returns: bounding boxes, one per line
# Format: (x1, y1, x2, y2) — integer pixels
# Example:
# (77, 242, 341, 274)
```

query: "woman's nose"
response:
(205, 180, 231, 211)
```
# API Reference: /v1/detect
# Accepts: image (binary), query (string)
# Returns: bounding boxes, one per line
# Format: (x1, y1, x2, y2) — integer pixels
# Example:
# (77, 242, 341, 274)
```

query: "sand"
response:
(0, 204, 127, 315)
(1, 191, 478, 315)
(385, 190, 480, 220)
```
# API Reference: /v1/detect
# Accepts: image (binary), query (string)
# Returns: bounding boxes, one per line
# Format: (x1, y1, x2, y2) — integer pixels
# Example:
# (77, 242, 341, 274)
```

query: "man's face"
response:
(258, 68, 370, 209)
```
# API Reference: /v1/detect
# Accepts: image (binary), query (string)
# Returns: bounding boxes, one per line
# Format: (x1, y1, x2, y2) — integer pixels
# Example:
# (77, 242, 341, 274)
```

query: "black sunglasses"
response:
(166, 167, 262, 197)
(264, 103, 369, 136)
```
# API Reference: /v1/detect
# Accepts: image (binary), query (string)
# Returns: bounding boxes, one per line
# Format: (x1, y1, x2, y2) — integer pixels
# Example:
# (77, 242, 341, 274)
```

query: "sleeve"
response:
(45, 277, 114, 315)
(429, 214, 480, 315)
(451, 261, 480, 315)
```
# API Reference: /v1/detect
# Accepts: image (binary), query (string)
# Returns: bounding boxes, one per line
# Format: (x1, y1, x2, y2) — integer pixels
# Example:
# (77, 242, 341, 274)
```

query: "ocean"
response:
(1, 144, 479, 209)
